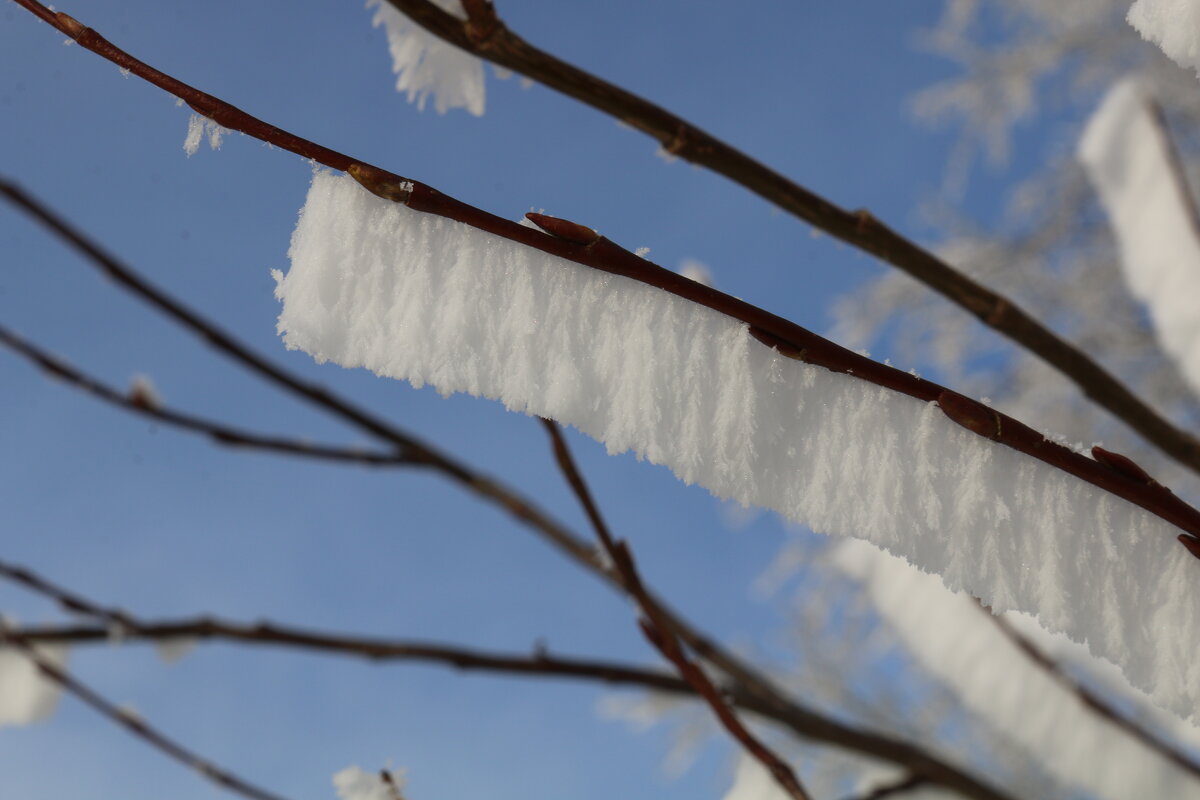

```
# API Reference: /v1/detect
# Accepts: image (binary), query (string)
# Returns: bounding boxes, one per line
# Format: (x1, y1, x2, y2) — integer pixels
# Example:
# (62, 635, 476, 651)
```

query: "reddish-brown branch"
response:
(0, 622, 291, 800)
(541, 419, 813, 800)
(0, 324, 418, 468)
(379, 0, 1200, 482)
(8, 1, 1200, 553)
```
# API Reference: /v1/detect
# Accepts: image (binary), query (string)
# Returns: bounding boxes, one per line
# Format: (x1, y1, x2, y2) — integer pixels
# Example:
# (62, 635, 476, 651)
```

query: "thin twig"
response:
(379, 0, 1200, 481)
(0, 621, 291, 800)
(0, 324, 417, 468)
(540, 419, 813, 800)
(0, 552, 1010, 800)
(8, 1, 1200, 547)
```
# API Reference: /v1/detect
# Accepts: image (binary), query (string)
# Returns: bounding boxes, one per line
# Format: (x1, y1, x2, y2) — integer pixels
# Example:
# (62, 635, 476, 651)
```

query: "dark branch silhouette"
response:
(0, 324, 418, 468)
(0, 621, 291, 800)
(0, 552, 1011, 800)
(540, 418, 812, 800)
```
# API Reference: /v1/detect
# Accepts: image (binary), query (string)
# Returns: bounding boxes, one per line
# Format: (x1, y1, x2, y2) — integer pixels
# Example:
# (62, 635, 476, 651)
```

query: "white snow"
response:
(182, 113, 225, 157)
(366, 0, 485, 116)
(831, 538, 1200, 798)
(1079, 77, 1200, 396)
(0, 643, 68, 727)
(275, 171, 1200, 719)
(724, 756, 962, 800)
(154, 637, 196, 664)
(1128, 0, 1200, 77)
(333, 765, 405, 800)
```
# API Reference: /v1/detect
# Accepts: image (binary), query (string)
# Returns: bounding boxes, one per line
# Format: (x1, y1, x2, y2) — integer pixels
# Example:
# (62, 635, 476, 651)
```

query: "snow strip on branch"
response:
(276, 172, 1200, 719)
(367, 0, 485, 116)
(1079, 77, 1200, 399)
(831, 539, 1200, 798)
(1128, 0, 1200, 78)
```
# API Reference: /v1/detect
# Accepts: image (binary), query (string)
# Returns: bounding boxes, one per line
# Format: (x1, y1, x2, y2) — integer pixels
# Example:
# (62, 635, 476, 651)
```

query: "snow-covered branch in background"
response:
(276, 171, 1200, 720)
(0, 639, 67, 727)
(366, 0, 485, 116)
(333, 765, 407, 800)
(1128, 0, 1200, 77)
(1079, 78, 1200, 397)
(831, 539, 1200, 799)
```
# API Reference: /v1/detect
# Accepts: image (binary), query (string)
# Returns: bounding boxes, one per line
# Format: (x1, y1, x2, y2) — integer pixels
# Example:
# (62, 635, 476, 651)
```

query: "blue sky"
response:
(0, 2, 1039, 798)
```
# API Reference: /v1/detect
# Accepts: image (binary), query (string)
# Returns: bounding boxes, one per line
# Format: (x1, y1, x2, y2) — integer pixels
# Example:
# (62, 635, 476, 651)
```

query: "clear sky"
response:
(0, 2, 1043, 798)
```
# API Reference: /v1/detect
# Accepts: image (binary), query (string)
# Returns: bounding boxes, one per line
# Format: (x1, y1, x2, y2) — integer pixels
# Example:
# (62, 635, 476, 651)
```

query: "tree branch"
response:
(379, 0, 1200, 480)
(0, 555, 1014, 800)
(0, 324, 418, 468)
(540, 419, 812, 800)
(9, 1, 1200, 553)
(0, 621, 291, 800)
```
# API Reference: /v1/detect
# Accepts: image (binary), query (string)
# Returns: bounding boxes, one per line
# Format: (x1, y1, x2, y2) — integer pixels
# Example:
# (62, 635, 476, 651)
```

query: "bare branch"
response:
(0, 553, 1014, 800)
(379, 0, 1200, 480)
(541, 418, 813, 800)
(0, 621, 291, 800)
(8, 1, 1200, 548)
(0, 324, 418, 468)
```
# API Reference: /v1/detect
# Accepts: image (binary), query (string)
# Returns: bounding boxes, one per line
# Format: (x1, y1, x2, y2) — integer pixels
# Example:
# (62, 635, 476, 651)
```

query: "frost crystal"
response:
(1128, 0, 1200, 77)
(333, 765, 405, 800)
(276, 172, 1200, 719)
(1079, 78, 1200, 397)
(0, 643, 68, 727)
(183, 113, 226, 157)
(367, 0, 485, 116)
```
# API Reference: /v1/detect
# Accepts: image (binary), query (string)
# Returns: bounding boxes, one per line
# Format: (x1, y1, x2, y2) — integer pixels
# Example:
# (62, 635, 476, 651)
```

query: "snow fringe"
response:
(0, 641, 68, 727)
(367, 0, 485, 116)
(1079, 77, 1200, 398)
(275, 172, 1200, 720)
(1128, 0, 1200, 78)
(183, 113, 226, 157)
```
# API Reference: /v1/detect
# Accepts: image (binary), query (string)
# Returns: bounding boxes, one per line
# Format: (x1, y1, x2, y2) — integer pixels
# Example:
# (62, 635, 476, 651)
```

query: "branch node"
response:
(853, 208, 875, 234)
(525, 212, 600, 246)
(54, 12, 85, 39)
(1092, 445, 1157, 486)
(937, 391, 1002, 440)
(347, 164, 414, 204)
